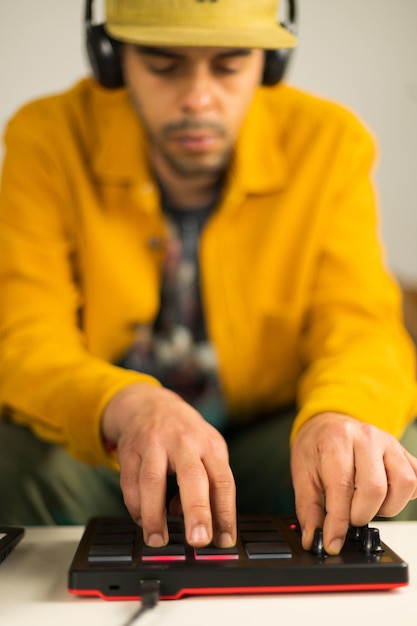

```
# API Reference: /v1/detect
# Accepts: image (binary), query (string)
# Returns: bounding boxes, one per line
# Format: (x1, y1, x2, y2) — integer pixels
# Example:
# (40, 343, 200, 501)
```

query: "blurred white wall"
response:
(1, 0, 416, 280)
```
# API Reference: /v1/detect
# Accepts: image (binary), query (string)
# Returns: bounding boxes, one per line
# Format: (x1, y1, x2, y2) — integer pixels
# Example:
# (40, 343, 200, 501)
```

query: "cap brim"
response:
(106, 23, 297, 50)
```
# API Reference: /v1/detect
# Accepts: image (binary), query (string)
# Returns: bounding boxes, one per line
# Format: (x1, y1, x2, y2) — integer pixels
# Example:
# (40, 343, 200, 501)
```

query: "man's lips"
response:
(170, 133, 219, 151)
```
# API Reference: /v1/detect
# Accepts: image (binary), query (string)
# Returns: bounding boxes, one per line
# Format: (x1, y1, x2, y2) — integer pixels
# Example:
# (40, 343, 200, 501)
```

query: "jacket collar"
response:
(230, 86, 288, 195)
(90, 81, 152, 184)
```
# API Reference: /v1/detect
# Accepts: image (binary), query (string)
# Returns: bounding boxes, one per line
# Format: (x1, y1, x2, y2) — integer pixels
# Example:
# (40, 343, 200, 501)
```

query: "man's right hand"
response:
(101, 382, 237, 549)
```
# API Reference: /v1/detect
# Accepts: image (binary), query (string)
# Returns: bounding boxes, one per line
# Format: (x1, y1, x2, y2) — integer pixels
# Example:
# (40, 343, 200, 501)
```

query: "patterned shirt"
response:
(117, 190, 227, 430)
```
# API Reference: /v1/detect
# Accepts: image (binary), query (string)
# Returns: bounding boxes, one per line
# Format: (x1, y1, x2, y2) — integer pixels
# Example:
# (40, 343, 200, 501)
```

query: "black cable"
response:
(122, 580, 160, 626)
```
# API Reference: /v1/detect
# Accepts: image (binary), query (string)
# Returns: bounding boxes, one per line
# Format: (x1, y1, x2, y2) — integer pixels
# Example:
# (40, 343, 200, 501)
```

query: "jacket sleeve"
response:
(291, 115, 417, 442)
(0, 105, 159, 468)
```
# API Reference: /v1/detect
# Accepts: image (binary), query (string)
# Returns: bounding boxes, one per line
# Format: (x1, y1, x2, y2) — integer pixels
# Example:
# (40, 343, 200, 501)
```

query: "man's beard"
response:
(149, 117, 232, 178)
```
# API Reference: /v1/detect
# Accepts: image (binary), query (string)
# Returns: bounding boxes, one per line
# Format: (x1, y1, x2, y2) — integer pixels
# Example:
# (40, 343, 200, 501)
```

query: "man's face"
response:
(122, 45, 264, 179)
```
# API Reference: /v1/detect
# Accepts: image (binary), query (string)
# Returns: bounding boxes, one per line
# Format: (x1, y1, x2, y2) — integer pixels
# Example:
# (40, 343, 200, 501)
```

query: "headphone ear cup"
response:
(262, 49, 290, 86)
(86, 23, 124, 89)
(262, 0, 297, 86)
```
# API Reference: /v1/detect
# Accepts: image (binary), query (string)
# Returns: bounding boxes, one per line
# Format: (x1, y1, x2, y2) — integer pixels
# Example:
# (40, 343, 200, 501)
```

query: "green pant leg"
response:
(0, 419, 128, 526)
(226, 409, 296, 515)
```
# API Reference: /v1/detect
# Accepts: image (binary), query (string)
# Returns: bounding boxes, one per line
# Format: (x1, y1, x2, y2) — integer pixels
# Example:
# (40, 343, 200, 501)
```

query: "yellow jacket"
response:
(0, 78, 416, 468)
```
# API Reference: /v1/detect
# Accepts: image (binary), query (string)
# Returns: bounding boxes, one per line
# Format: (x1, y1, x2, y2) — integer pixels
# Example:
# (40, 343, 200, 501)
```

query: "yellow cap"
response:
(105, 0, 297, 49)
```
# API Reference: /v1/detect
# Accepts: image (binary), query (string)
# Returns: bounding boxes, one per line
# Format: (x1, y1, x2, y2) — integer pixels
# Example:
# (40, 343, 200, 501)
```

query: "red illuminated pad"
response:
(194, 544, 239, 561)
(142, 532, 186, 562)
(68, 515, 409, 600)
(142, 544, 186, 561)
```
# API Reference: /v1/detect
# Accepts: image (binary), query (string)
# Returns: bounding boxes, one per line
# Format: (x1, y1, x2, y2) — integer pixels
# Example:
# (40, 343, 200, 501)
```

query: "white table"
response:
(1, 522, 417, 626)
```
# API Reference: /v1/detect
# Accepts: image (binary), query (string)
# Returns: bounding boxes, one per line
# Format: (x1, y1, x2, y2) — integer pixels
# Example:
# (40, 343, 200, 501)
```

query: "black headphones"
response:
(85, 0, 297, 89)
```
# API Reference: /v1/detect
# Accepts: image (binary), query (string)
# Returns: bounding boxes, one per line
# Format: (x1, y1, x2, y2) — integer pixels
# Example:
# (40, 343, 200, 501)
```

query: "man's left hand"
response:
(290, 412, 417, 554)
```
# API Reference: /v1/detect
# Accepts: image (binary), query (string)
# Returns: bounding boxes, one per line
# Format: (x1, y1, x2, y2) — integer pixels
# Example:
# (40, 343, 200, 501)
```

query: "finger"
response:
(291, 457, 325, 551)
(321, 449, 355, 555)
(119, 446, 142, 524)
(204, 449, 237, 548)
(405, 450, 417, 499)
(175, 454, 213, 547)
(138, 445, 169, 547)
(377, 448, 417, 517)
(350, 440, 388, 526)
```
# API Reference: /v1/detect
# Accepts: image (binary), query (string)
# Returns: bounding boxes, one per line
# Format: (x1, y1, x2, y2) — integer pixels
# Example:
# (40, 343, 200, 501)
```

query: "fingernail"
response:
(147, 533, 165, 548)
(216, 532, 234, 548)
(191, 525, 209, 545)
(328, 538, 344, 555)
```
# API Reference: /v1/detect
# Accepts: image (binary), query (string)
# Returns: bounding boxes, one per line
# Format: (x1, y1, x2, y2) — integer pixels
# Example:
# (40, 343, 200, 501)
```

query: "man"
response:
(0, 0, 417, 556)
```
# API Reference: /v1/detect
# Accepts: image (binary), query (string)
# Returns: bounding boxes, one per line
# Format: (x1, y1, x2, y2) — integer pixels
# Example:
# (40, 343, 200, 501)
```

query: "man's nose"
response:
(180, 67, 216, 115)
